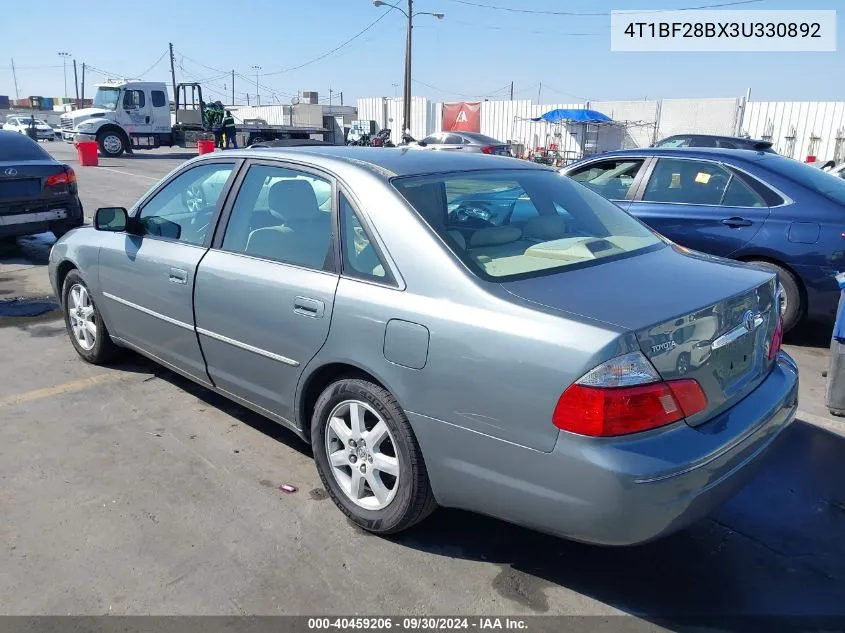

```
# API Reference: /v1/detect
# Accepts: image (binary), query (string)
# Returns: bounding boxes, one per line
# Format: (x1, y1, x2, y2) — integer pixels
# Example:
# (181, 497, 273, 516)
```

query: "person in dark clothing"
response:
(222, 110, 238, 149)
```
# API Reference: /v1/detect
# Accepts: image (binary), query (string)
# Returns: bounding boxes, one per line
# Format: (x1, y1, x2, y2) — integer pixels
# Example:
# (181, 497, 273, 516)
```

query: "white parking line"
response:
(95, 167, 160, 181)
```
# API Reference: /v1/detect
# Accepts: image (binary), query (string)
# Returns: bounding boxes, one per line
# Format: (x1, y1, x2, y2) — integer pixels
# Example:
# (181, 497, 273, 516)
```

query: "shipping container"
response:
(42, 97, 53, 110)
(0, 96, 9, 109)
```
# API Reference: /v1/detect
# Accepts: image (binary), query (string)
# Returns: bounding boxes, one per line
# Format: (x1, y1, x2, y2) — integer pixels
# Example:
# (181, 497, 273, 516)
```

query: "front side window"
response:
(443, 134, 464, 144)
(340, 193, 388, 282)
(138, 163, 235, 245)
(568, 158, 644, 200)
(420, 134, 441, 145)
(393, 169, 662, 280)
(642, 158, 732, 205)
(221, 164, 333, 270)
(122, 90, 145, 109)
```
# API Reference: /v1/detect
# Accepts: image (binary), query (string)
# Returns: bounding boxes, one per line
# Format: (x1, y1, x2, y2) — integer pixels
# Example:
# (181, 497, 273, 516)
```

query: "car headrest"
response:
(469, 226, 522, 248)
(268, 179, 320, 221)
(245, 225, 328, 268)
(523, 216, 568, 241)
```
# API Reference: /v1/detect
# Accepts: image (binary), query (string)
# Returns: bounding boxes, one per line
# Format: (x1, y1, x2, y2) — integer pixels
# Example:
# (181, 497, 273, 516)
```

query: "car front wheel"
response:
(311, 378, 436, 534)
(62, 270, 121, 364)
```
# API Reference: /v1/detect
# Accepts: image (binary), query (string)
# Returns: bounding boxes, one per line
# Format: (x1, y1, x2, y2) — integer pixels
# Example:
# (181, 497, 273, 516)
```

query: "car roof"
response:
(208, 146, 551, 178)
(571, 147, 777, 164)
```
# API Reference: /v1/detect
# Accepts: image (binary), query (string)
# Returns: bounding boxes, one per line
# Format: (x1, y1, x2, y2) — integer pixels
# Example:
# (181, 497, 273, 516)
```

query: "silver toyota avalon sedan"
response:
(48, 147, 798, 546)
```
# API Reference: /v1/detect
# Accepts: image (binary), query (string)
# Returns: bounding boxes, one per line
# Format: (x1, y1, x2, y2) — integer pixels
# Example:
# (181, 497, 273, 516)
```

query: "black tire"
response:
(62, 270, 121, 364)
(96, 129, 125, 157)
(311, 378, 437, 534)
(747, 260, 803, 332)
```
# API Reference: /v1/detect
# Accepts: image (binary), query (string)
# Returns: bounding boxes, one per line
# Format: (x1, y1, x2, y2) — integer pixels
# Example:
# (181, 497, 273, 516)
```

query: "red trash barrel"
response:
(75, 141, 98, 167)
(197, 140, 215, 155)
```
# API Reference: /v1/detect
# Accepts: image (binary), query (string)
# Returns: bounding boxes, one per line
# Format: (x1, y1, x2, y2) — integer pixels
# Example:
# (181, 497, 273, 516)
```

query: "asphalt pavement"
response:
(0, 143, 843, 625)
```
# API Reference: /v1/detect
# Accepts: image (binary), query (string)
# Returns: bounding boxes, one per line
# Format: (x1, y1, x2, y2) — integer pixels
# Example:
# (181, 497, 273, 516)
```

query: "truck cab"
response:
(60, 80, 202, 157)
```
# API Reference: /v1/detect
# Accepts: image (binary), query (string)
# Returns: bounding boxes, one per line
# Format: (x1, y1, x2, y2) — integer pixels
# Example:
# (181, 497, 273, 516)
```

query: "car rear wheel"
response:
(311, 378, 436, 534)
(747, 260, 803, 332)
(62, 271, 121, 364)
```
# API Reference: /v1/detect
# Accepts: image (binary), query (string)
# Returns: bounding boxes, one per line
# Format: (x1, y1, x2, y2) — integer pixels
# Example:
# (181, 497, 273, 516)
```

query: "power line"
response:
(444, 0, 763, 16)
(137, 50, 169, 78)
(258, 10, 395, 77)
(412, 78, 513, 100)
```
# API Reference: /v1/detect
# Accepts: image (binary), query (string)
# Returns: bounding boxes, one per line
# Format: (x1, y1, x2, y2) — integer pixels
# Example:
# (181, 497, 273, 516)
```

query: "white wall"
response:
(742, 101, 845, 161)
(356, 95, 845, 161)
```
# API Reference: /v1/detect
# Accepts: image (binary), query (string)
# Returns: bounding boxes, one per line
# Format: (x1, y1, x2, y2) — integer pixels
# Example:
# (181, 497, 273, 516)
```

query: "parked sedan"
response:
(563, 148, 845, 332)
(413, 131, 512, 156)
(48, 147, 797, 546)
(2, 116, 56, 141)
(654, 134, 775, 153)
(0, 131, 84, 239)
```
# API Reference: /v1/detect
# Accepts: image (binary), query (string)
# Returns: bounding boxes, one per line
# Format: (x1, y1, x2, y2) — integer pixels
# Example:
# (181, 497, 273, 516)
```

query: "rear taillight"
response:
(768, 313, 784, 361)
(552, 351, 707, 437)
(480, 145, 494, 154)
(46, 168, 76, 187)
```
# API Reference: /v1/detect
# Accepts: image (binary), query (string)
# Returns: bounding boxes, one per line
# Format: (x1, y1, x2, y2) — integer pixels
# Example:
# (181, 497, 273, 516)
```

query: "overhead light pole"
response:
(58, 52, 71, 98)
(373, 0, 443, 141)
(251, 65, 262, 106)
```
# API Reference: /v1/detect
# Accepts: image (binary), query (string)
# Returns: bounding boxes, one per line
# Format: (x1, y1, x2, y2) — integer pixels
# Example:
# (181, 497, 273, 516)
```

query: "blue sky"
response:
(0, 0, 841, 105)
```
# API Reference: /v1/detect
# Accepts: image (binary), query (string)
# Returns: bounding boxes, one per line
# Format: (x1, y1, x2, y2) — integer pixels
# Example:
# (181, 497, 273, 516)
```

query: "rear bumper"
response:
(410, 352, 799, 546)
(0, 197, 84, 238)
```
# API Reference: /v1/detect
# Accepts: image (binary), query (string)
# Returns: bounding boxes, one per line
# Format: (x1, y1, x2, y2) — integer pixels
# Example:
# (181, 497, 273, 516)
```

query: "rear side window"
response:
(151, 90, 167, 108)
(340, 193, 390, 283)
(655, 137, 689, 148)
(0, 132, 51, 160)
(642, 158, 731, 205)
(393, 169, 662, 280)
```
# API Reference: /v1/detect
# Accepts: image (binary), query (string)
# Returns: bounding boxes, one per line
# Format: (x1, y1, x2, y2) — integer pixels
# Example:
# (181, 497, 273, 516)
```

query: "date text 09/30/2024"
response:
(307, 618, 528, 631)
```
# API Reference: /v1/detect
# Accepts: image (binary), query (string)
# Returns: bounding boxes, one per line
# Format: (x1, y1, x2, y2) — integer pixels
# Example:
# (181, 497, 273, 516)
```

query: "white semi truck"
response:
(60, 80, 327, 157)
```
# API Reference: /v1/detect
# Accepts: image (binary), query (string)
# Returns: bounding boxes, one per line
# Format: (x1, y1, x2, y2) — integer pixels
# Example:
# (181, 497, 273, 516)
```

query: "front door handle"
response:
(721, 217, 753, 228)
(293, 296, 324, 318)
(169, 267, 188, 284)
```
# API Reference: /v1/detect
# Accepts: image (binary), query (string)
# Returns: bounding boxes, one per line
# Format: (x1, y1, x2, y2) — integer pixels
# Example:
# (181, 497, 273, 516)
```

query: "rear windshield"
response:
(758, 156, 845, 205)
(0, 133, 51, 160)
(392, 169, 663, 280)
(463, 133, 503, 145)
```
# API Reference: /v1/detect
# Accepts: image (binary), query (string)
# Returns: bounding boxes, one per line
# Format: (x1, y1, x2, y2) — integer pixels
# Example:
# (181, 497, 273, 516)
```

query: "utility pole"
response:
(251, 65, 261, 106)
(10, 58, 20, 101)
(58, 52, 71, 98)
(403, 0, 413, 137)
(81, 63, 85, 100)
(169, 43, 177, 105)
(340, 91, 344, 106)
(73, 59, 79, 100)
(232, 70, 235, 106)
(329, 88, 333, 113)
(373, 0, 444, 140)
(509, 81, 513, 100)
(537, 82, 542, 105)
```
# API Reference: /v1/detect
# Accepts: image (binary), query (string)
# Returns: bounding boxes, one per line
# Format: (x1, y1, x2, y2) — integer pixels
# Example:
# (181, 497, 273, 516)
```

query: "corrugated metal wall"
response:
(742, 101, 845, 161)
(356, 95, 845, 162)
(656, 98, 742, 139)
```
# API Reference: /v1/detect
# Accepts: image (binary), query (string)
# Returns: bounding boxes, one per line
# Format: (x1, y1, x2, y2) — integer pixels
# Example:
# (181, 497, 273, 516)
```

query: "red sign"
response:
(442, 102, 481, 133)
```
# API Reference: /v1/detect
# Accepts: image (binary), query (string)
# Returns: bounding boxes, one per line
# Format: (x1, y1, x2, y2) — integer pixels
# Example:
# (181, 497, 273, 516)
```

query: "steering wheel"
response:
(452, 203, 497, 228)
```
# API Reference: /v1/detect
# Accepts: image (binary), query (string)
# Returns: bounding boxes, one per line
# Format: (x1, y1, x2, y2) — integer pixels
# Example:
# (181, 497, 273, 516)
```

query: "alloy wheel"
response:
(67, 283, 97, 351)
(325, 400, 400, 510)
(102, 134, 122, 155)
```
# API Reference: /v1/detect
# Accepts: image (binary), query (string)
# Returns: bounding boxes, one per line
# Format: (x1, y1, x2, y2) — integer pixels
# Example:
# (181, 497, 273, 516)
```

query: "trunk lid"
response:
(0, 161, 74, 212)
(500, 245, 780, 426)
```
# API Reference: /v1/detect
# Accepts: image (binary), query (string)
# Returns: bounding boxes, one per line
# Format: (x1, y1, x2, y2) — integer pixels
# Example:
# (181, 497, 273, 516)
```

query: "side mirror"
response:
(94, 207, 128, 232)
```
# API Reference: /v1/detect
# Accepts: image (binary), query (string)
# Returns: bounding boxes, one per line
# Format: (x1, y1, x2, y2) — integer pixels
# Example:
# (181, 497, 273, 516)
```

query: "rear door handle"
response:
(169, 267, 188, 284)
(721, 217, 753, 228)
(293, 296, 325, 318)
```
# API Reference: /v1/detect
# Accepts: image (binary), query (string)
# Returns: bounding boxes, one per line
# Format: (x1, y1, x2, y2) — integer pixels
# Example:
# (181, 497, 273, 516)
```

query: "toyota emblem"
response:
(3, 168, 17, 176)
(742, 310, 756, 332)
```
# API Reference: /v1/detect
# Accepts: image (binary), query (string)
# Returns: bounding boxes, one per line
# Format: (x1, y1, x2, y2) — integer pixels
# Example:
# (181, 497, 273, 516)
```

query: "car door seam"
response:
(195, 327, 300, 367)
